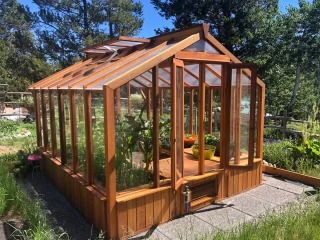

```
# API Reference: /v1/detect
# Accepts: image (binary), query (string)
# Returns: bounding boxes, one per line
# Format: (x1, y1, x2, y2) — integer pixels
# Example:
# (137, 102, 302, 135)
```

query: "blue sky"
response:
(19, 0, 300, 38)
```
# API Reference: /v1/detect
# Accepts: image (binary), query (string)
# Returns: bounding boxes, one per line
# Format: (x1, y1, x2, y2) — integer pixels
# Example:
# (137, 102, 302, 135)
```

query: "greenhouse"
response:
(29, 24, 265, 239)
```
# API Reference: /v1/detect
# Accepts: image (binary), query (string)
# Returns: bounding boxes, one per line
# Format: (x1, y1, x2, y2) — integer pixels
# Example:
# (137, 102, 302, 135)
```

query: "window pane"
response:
(92, 92, 105, 187)
(44, 92, 51, 151)
(176, 66, 184, 180)
(115, 80, 153, 192)
(76, 92, 86, 176)
(229, 69, 252, 165)
(63, 93, 72, 166)
(53, 92, 61, 158)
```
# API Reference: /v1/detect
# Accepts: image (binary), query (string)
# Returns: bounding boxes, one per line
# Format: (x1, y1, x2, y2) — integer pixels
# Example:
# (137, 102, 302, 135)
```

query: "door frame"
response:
(171, 58, 185, 191)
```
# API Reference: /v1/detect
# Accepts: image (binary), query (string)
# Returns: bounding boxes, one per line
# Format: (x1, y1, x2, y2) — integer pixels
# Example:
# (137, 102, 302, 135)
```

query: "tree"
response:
(0, 0, 51, 91)
(33, 0, 143, 67)
(151, 0, 278, 59)
(152, 0, 320, 120)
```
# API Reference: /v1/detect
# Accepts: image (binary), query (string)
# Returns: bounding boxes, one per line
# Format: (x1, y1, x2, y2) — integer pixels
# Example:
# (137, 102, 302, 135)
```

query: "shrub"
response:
(130, 93, 144, 109)
(263, 141, 295, 169)
(0, 119, 19, 138)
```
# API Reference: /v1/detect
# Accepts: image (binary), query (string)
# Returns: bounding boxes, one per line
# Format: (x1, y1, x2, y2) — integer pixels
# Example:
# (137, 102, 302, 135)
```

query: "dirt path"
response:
(0, 146, 17, 155)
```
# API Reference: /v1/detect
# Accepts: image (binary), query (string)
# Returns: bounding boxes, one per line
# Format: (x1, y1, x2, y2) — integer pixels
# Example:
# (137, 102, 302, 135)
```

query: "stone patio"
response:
(131, 173, 315, 240)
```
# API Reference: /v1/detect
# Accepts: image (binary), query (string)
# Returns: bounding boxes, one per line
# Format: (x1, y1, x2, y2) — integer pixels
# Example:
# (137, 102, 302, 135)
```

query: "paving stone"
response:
(0, 222, 6, 240)
(262, 175, 307, 195)
(246, 184, 298, 205)
(156, 215, 216, 240)
(223, 193, 277, 217)
(194, 206, 253, 231)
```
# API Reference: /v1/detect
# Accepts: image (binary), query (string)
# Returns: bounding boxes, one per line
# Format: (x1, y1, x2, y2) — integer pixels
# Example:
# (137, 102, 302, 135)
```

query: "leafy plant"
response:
(205, 134, 219, 146)
(160, 118, 171, 149)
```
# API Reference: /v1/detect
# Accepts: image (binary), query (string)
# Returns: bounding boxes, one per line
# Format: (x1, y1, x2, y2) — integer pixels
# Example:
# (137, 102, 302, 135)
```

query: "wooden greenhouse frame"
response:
(29, 24, 265, 239)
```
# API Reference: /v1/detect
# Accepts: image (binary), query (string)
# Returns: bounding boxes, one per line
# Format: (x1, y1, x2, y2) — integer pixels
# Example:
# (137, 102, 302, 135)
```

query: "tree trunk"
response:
(286, 60, 301, 114)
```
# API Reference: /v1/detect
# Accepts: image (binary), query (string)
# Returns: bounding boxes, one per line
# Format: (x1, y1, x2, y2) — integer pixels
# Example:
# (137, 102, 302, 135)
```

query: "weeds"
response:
(0, 159, 68, 239)
(211, 198, 320, 240)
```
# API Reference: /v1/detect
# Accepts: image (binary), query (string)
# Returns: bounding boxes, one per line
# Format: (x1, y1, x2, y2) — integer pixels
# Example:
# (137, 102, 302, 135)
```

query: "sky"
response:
(18, 0, 301, 38)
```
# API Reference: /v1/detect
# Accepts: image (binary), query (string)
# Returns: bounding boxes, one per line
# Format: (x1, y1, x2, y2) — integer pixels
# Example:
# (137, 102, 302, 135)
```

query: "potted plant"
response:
(192, 134, 219, 160)
(184, 134, 197, 148)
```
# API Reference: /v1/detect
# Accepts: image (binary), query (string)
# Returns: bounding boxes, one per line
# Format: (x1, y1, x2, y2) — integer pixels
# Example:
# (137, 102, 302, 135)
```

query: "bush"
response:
(0, 119, 19, 138)
(263, 141, 295, 169)
(130, 93, 144, 110)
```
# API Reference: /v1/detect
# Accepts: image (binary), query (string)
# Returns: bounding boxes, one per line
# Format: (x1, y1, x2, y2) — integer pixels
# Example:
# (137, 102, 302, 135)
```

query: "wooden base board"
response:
(40, 153, 263, 239)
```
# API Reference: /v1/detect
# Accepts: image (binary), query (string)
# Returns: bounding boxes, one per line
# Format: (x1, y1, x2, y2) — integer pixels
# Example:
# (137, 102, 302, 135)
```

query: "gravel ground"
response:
(18, 173, 100, 240)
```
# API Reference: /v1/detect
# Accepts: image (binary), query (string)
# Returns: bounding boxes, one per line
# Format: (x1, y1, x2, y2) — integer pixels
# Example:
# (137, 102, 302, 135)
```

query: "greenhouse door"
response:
(223, 63, 257, 168)
(172, 58, 185, 190)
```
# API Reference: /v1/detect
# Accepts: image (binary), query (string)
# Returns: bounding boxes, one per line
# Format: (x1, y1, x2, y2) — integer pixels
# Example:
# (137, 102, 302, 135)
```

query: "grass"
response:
(195, 197, 320, 240)
(0, 154, 68, 239)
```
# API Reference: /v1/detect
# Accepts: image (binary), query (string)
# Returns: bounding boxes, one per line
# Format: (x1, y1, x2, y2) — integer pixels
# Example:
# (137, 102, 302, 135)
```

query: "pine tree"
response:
(33, 0, 143, 67)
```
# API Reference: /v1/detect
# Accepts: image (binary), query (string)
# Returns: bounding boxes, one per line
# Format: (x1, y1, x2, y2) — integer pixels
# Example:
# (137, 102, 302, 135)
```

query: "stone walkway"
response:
(132, 174, 315, 240)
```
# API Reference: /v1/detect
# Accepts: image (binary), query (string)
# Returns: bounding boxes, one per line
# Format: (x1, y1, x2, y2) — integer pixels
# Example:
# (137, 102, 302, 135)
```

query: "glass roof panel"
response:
(68, 48, 150, 89)
(89, 41, 178, 90)
(135, 76, 152, 88)
(183, 40, 220, 54)
(205, 68, 221, 86)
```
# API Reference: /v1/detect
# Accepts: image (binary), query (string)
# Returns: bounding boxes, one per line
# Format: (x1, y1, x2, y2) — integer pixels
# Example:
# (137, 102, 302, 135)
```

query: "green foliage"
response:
(0, 119, 19, 137)
(0, 0, 52, 91)
(0, 187, 6, 216)
(159, 117, 171, 149)
(152, 0, 320, 121)
(212, 199, 320, 240)
(115, 113, 153, 191)
(263, 141, 295, 169)
(204, 134, 219, 147)
(130, 93, 144, 110)
(33, 0, 143, 67)
(0, 155, 67, 239)
(264, 138, 320, 178)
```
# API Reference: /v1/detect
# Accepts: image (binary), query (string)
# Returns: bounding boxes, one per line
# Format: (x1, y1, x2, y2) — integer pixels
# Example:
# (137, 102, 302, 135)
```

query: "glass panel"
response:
(183, 40, 220, 54)
(160, 87, 172, 181)
(44, 92, 51, 151)
(255, 86, 261, 157)
(63, 93, 72, 165)
(53, 92, 61, 158)
(91, 41, 179, 89)
(229, 69, 252, 165)
(115, 79, 154, 192)
(176, 66, 184, 181)
(38, 92, 43, 147)
(92, 92, 105, 187)
(76, 92, 86, 176)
